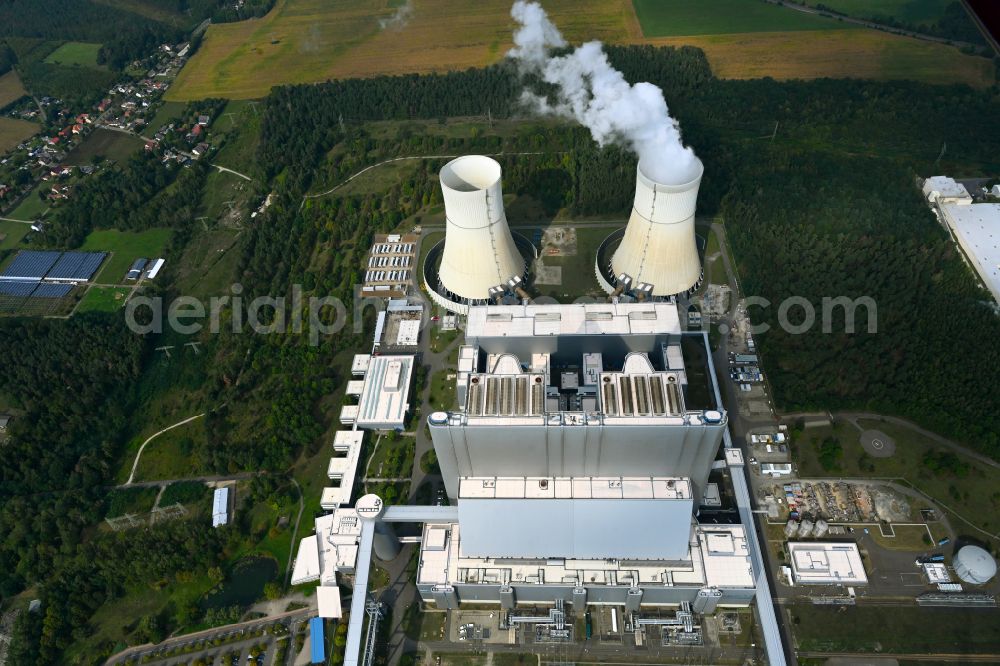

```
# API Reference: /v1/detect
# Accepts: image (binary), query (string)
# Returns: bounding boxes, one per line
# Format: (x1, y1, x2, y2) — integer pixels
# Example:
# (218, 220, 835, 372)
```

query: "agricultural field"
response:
(167, 0, 637, 100)
(804, 0, 953, 26)
(66, 127, 145, 166)
(81, 227, 172, 283)
(632, 0, 857, 36)
(0, 116, 39, 153)
(43, 41, 105, 69)
(639, 28, 994, 86)
(6, 186, 49, 221)
(0, 69, 30, 109)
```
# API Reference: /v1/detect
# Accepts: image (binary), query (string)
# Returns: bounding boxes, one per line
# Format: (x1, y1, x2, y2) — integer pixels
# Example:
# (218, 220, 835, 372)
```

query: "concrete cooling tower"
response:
(436, 155, 524, 302)
(605, 159, 704, 298)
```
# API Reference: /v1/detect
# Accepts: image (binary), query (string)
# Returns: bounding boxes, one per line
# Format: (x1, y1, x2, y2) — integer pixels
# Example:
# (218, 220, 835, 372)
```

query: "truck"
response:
(937, 537, 951, 546)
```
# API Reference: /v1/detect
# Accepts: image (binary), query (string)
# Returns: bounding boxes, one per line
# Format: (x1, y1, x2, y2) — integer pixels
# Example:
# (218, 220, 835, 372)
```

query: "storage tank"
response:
(813, 519, 829, 538)
(954, 545, 997, 584)
(798, 519, 814, 538)
(609, 159, 703, 297)
(436, 155, 524, 302)
(784, 519, 798, 538)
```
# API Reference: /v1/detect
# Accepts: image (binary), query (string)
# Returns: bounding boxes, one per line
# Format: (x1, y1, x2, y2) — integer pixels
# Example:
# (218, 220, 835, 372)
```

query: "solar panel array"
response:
(0, 251, 62, 280)
(31, 283, 74, 298)
(47, 252, 107, 281)
(0, 281, 37, 297)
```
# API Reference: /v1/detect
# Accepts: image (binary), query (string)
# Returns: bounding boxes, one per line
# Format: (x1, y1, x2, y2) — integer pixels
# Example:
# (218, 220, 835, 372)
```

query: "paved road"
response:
(125, 413, 206, 484)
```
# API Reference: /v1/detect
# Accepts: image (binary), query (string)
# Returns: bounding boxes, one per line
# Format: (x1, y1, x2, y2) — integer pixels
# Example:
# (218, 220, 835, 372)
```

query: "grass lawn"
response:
(804, 0, 953, 26)
(43, 41, 104, 68)
(367, 435, 415, 479)
(66, 127, 144, 166)
(130, 417, 210, 482)
(531, 225, 615, 301)
(429, 368, 457, 412)
(428, 327, 459, 354)
(633, 0, 857, 37)
(76, 285, 131, 313)
(172, 228, 242, 300)
(0, 69, 29, 109)
(0, 117, 40, 154)
(0, 220, 30, 249)
(788, 603, 1000, 654)
(81, 228, 172, 284)
(140, 100, 188, 138)
(167, 0, 635, 100)
(105, 486, 160, 518)
(793, 418, 1000, 540)
(868, 523, 939, 551)
(7, 187, 50, 221)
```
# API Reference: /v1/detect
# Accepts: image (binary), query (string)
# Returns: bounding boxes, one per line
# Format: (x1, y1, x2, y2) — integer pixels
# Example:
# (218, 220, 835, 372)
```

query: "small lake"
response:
(201, 555, 278, 610)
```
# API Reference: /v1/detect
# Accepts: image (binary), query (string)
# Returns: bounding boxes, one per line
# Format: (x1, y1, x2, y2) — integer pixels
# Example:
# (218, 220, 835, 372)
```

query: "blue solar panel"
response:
(46, 252, 107, 281)
(0, 280, 38, 297)
(1, 251, 61, 280)
(31, 283, 73, 298)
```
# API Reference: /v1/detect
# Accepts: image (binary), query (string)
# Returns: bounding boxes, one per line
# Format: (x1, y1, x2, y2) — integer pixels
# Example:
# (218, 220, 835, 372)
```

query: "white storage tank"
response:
(813, 519, 829, 538)
(954, 545, 997, 585)
(798, 519, 814, 538)
(784, 519, 798, 538)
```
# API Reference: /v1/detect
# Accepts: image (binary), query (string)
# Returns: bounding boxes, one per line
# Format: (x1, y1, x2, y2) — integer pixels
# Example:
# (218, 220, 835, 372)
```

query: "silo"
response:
(609, 159, 704, 297)
(784, 519, 798, 538)
(954, 545, 997, 584)
(437, 155, 524, 302)
(813, 519, 829, 538)
(798, 519, 814, 538)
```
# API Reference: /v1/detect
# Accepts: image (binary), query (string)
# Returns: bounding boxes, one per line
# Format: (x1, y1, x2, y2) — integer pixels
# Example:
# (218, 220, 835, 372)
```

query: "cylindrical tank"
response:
(356, 494, 401, 561)
(610, 159, 703, 297)
(813, 519, 829, 538)
(798, 519, 814, 538)
(784, 519, 798, 538)
(437, 155, 524, 301)
(954, 545, 997, 584)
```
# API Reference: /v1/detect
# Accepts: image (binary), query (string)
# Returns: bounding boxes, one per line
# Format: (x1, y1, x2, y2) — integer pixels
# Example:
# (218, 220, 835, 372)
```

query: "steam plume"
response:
(508, 1, 699, 185)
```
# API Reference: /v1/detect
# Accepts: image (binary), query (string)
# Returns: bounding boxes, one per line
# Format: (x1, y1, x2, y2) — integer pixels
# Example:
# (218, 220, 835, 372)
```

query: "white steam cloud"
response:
(508, 1, 699, 185)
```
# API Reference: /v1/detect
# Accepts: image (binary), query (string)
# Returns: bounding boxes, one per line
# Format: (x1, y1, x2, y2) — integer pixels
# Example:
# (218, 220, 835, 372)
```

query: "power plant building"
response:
(418, 301, 757, 610)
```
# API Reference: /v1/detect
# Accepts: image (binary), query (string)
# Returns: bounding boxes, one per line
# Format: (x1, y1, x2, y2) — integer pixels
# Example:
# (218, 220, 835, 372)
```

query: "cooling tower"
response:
(611, 159, 704, 297)
(437, 155, 524, 301)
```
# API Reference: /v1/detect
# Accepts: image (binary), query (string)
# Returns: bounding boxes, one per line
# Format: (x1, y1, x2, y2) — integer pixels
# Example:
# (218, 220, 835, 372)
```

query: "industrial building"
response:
(362, 234, 418, 298)
(596, 160, 704, 299)
(212, 487, 229, 528)
(418, 300, 757, 611)
(786, 542, 867, 585)
(937, 202, 1000, 303)
(341, 353, 415, 431)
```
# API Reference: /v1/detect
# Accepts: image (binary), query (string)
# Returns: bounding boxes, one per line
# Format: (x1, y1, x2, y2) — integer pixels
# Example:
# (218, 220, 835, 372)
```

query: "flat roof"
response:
(356, 355, 414, 428)
(788, 542, 867, 585)
(940, 203, 1000, 303)
(459, 476, 691, 500)
(466, 302, 681, 340)
(317, 586, 343, 619)
(924, 176, 970, 200)
(351, 354, 371, 374)
(396, 319, 420, 346)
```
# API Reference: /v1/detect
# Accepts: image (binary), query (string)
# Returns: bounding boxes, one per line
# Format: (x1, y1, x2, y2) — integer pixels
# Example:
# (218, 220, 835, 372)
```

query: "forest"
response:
(3, 40, 1000, 664)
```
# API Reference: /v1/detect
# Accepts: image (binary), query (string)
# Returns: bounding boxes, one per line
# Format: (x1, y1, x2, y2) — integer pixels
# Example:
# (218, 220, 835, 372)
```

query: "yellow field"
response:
(637, 29, 995, 87)
(0, 70, 29, 109)
(0, 117, 40, 154)
(167, 0, 995, 101)
(167, 0, 637, 100)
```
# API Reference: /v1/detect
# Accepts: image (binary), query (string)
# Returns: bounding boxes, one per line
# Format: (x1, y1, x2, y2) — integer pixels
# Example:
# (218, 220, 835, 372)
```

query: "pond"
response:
(201, 555, 279, 610)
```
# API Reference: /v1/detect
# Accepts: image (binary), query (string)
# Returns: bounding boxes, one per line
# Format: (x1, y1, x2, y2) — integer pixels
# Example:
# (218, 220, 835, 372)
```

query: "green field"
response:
(7, 187, 50, 221)
(805, 0, 952, 26)
(76, 285, 131, 313)
(794, 418, 1000, 539)
(790, 604, 1000, 654)
(632, 0, 858, 36)
(140, 100, 187, 137)
(66, 127, 144, 166)
(43, 41, 104, 69)
(0, 220, 30, 249)
(81, 228, 172, 284)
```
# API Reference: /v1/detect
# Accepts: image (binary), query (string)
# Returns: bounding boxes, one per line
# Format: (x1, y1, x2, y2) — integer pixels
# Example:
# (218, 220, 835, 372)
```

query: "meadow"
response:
(0, 117, 39, 154)
(0, 69, 29, 109)
(0, 220, 30, 249)
(632, 0, 858, 36)
(167, 0, 995, 101)
(66, 127, 145, 166)
(43, 41, 105, 69)
(76, 285, 131, 313)
(81, 227, 172, 284)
